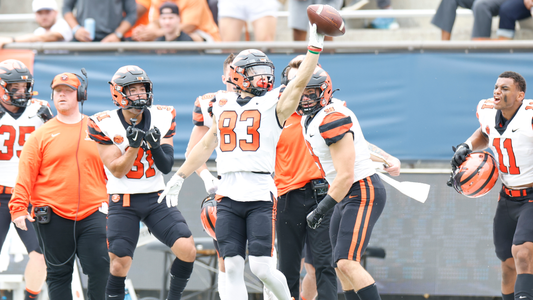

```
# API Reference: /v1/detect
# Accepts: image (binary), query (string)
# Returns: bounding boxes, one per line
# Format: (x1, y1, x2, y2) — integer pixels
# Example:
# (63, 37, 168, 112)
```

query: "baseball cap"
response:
(159, 2, 180, 16)
(51, 73, 80, 90)
(32, 0, 58, 12)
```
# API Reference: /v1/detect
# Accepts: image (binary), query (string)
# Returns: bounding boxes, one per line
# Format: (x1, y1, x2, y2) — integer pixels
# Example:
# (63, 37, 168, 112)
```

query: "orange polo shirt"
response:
(124, 0, 151, 39)
(274, 113, 323, 197)
(9, 116, 107, 221)
(151, 0, 221, 41)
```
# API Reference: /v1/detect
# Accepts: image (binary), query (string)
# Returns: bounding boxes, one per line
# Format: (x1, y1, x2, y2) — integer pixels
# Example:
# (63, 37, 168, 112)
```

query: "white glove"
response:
(200, 169, 219, 194)
(308, 23, 325, 50)
(157, 174, 185, 207)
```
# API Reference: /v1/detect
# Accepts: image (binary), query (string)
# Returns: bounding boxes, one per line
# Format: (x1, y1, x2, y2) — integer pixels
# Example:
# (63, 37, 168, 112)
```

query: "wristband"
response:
(307, 46, 322, 53)
(200, 169, 216, 182)
(316, 194, 337, 214)
(308, 49, 320, 55)
(72, 25, 81, 35)
(465, 140, 473, 150)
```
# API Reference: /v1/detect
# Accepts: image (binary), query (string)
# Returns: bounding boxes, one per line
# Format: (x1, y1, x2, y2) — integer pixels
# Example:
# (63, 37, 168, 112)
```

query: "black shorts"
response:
(330, 174, 386, 263)
(216, 196, 276, 259)
(107, 192, 192, 258)
(0, 192, 41, 254)
(494, 186, 533, 261)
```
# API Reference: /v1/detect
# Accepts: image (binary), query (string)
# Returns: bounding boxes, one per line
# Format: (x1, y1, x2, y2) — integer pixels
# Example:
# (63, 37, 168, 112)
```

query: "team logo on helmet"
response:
(0, 59, 34, 107)
(452, 151, 499, 198)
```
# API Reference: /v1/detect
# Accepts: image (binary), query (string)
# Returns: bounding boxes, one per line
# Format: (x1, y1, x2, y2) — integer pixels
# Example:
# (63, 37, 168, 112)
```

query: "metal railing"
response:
(3, 40, 533, 53)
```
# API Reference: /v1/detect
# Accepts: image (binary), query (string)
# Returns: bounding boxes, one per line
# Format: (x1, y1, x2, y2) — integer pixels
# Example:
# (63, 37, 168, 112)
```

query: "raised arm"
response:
(276, 24, 324, 124)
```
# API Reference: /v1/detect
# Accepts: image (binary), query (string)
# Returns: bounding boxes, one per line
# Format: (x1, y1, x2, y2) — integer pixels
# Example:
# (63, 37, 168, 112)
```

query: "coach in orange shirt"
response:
(9, 72, 109, 300)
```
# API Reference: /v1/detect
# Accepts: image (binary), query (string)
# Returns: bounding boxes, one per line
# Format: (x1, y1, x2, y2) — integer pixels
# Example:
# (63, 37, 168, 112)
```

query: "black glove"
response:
(446, 172, 454, 187)
(36, 105, 53, 123)
(451, 143, 472, 171)
(144, 127, 161, 149)
(126, 126, 145, 148)
(307, 209, 325, 230)
(306, 194, 337, 229)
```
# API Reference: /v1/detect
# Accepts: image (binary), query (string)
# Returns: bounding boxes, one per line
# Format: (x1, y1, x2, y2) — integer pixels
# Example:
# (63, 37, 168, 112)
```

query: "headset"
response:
(38, 69, 88, 267)
(50, 68, 88, 103)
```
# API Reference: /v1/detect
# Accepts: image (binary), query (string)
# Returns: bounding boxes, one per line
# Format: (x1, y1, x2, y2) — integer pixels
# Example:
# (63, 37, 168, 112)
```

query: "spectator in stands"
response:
(132, 0, 221, 42)
(124, 0, 152, 41)
(0, 0, 73, 48)
(497, 0, 532, 39)
(431, 0, 507, 40)
(289, 0, 343, 41)
(217, 0, 278, 41)
(63, 0, 137, 42)
(157, 2, 196, 42)
(344, 0, 399, 29)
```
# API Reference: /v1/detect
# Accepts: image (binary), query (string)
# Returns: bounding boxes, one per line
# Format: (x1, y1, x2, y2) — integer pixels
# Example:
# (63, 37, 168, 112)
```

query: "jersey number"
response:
(0, 125, 35, 160)
(126, 148, 156, 179)
(218, 110, 261, 152)
(493, 138, 520, 175)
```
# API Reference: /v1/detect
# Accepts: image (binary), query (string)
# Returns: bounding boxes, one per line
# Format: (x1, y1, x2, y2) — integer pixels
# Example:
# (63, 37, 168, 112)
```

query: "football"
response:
(307, 4, 346, 37)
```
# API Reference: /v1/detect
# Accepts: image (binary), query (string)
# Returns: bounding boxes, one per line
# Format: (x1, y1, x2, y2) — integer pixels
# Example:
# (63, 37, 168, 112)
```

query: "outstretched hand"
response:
(157, 174, 185, 207)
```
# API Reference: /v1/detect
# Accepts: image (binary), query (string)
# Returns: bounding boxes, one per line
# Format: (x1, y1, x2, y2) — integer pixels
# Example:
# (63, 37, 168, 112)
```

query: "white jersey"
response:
(301, 101, 375, 185)
(0, 99, 49, 187)
(193, 91, 220, 129)
(89, 105, 176, 194)
(211, 88, 283, 201)
(477, 98, 533, 187)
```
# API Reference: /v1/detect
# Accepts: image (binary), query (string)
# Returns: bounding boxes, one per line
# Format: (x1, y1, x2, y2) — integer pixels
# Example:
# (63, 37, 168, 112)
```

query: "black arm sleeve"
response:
(151, 144, 174, 174)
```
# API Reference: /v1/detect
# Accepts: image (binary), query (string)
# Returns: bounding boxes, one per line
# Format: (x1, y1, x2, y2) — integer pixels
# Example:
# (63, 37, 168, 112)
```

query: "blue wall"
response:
(33, 51, 533, 160)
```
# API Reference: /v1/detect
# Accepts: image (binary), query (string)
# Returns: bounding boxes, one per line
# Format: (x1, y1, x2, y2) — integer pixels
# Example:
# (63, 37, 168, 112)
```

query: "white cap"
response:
(32, 0, 58, 12)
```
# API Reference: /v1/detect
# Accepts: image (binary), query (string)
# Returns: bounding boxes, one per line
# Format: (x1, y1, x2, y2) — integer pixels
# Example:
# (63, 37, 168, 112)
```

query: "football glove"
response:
(158, 174, 184, 207)
(145, 127, 161, 149)
(126, 126, 145, 148)
(306, 194, 337, 229)
(308, 23, 325, 51)
(36, 105, 53, 123)
(307, 209, 325, 230)
(199, 169, 219, 194)
(451, 143, 472, 170)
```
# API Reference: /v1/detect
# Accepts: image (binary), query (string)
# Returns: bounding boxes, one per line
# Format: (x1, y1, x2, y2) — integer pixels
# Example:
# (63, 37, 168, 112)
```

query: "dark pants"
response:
(0, 193, 41, 254)
(499, 0, 531, 31)
(34, 209, 109, 300)
(277, 183, 337, 300)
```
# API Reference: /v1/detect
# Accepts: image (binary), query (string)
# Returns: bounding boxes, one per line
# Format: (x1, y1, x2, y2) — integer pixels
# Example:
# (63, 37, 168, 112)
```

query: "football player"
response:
(185, 53, 234, 300)
(159, 24, 325, 300)
(303, 66, 397, 300)
(449, 71, 533, 300)
(0, 59, 50, 300)
(88, 66, 196, 300)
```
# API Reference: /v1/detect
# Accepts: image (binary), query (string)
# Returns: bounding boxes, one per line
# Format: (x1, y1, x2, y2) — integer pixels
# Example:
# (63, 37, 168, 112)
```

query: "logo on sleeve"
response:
(113, 135, 124, 144)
